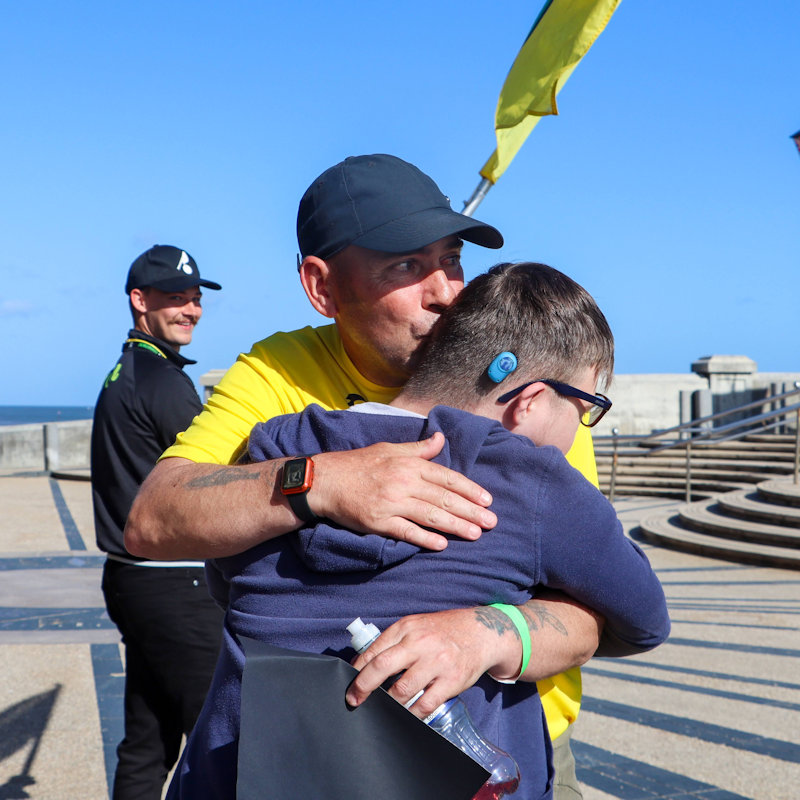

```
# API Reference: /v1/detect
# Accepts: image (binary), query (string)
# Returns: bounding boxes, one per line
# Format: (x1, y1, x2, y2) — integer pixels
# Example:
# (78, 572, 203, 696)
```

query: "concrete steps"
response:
(601, 475, 747, 500)
(716, 487, 800, 527)
(598, 426, 800, 567)
(603, 455, 792, 469)
(636, 478, 800, 569)
(758, 476, 800, 504)
(595, 432, 798, 499)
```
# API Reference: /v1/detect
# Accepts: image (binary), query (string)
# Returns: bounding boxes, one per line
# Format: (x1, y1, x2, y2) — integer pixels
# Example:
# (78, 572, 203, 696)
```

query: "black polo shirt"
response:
(91, 329, 202, 558)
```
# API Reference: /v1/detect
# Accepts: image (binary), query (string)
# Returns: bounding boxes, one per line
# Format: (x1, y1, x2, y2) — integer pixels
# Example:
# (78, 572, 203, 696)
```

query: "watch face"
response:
(284, 460, 306, 490)
(282, 457, 314, 495)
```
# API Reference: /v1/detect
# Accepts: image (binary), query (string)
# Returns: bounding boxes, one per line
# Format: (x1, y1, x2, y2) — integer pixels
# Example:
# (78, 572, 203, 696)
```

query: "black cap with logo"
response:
(297, 154, 504, 261)
(125, 245, 222, 294)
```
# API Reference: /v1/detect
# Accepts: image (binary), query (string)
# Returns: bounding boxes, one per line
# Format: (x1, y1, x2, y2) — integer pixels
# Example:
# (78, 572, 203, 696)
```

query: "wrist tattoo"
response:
(473, 601, 569, 641)
(474, 606, 521, 640)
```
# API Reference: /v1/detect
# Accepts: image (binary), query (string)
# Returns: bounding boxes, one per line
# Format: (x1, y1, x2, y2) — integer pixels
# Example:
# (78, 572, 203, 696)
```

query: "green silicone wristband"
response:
(488, 603, 532, 681)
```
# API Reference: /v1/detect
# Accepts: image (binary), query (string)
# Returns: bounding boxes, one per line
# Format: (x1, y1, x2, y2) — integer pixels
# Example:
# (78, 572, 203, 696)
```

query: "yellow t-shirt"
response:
(166, 325, 397, 464)
(165, 323, 596, 738)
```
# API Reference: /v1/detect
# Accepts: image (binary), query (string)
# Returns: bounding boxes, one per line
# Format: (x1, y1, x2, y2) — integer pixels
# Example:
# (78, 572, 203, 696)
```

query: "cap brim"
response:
(147, 276, 222, 292)
(351, 207, 503, 253)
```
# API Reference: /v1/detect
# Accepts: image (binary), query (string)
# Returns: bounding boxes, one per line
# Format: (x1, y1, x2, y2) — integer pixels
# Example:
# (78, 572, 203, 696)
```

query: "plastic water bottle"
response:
(346, 618, 521, 798)
(424, 699, 520, 799)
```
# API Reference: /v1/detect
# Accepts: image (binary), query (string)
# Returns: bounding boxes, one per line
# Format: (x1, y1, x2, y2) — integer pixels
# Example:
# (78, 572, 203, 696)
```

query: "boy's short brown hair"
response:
(403, 262, 614, 407)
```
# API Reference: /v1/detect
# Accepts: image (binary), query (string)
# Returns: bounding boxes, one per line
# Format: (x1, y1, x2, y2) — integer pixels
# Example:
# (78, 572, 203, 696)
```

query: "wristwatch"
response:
(281, 456, 316, 523)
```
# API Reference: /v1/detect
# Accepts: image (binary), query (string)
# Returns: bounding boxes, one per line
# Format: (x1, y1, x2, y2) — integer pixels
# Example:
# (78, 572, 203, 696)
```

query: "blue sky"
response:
(1, 1, 797, 406)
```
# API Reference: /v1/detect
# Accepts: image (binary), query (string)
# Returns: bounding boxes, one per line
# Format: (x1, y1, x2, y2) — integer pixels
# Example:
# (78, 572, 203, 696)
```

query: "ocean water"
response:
(0, 405, 94, 426)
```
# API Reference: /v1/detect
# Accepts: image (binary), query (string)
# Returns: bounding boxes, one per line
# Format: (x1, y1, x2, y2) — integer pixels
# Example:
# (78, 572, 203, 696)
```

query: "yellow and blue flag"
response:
(480, 0, 622, 184)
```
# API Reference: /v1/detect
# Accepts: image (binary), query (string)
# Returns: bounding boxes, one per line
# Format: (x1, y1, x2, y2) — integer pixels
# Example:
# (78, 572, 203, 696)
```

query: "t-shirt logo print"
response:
(176, 251, 194, 275)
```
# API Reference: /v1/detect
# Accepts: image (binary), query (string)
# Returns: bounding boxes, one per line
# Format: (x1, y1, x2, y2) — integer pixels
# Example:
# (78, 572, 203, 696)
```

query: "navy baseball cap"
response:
(125, 245, 222, 294)
(297, 154, 504, 260)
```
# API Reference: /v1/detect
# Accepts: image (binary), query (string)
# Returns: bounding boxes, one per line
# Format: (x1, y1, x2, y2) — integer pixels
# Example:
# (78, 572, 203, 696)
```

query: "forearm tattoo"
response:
(474, 606, 520, 639)
(186, 467, 266, 489)
(473, 600, 568, 641)
(520, 601, 569, 638)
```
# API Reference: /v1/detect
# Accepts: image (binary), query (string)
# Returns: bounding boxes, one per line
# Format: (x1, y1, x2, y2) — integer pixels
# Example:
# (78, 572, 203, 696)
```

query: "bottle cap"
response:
(423, 698, 457, 725)
(346, 617, 381, 653)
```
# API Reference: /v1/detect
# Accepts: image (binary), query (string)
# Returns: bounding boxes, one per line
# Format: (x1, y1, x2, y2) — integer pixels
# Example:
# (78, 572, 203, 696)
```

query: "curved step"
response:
(678, 500, 800, 548)
(636, 513, 800, 570)
(716, 489, 800, 528)
(758, 478, 800, 507)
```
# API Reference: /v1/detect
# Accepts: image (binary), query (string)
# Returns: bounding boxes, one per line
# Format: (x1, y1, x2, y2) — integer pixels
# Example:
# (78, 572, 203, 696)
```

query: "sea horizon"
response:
(0, 405, 94, 426)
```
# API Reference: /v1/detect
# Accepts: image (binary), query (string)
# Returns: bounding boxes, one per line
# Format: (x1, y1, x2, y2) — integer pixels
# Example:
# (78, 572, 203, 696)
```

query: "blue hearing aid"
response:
(487, 351, 517, 383)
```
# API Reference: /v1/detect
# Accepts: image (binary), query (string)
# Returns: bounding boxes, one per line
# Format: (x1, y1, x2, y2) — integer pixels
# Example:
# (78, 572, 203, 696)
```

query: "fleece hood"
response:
(246, 404, 505, 574)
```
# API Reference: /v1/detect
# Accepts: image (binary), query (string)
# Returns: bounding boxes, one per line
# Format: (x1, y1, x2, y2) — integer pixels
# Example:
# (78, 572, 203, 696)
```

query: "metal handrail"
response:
(598, 383, 800, 501)
(648, 401, 800, 453)
(652, 383, 800, 438)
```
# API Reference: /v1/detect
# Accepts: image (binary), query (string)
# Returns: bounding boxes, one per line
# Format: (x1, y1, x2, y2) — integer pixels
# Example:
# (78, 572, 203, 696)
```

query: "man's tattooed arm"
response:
(185, 465, 272, 489)
(124, 457, 298, 560)
(519, 598, 569, 637)
(474, 599, 569, 641)
(472, 595, 602, 682)
(474, 605, 519, 637)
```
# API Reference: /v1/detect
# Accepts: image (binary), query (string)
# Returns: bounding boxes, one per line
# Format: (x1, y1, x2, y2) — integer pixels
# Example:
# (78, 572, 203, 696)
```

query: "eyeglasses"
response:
(496, 379, 612, 428)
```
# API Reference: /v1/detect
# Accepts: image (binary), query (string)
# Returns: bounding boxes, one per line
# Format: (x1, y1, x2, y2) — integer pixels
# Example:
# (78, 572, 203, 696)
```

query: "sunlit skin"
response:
(129, 287, 203, 351)
(303, 236, 465, 387)
(504, 366, 601, 454)
(303, 237, 600, 449)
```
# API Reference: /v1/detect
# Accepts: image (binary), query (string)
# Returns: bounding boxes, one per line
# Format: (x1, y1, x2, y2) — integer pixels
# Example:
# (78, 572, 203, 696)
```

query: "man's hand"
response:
(345, 609, 503, 719)
(313, 432, 496, 551)
(345, 595, 603, 718)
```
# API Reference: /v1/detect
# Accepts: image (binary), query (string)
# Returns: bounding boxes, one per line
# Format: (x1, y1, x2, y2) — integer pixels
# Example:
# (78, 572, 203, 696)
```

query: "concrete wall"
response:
(593, 367, 800, 437)
(200, 370, 226, 402)
(0, 419, 92, 471)
(592, 373, 708, 437)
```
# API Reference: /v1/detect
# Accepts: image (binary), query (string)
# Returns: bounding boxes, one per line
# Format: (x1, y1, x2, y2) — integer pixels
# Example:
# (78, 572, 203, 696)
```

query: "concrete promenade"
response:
(0, 471, 798, 799)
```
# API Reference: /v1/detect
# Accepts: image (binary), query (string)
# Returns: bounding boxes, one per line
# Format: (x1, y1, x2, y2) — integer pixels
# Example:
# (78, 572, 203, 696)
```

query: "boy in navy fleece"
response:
(168, 263, 669, 800)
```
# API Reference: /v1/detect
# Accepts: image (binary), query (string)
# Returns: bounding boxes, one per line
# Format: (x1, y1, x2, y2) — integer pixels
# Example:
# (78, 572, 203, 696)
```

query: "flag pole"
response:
(462, 177, 493, 217)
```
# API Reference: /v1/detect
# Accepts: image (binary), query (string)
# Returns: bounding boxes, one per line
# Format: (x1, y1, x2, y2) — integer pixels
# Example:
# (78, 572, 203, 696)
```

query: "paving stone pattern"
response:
(0, 475, 797, 799)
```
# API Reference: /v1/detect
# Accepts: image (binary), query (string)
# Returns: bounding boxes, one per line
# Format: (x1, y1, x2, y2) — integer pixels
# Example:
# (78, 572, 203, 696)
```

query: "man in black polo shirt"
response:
(91, 244, 224, 800)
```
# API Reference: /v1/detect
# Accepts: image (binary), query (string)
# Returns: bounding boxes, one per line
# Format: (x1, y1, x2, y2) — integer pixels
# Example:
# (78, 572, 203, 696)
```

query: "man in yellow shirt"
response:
(127, 154, 606, 798)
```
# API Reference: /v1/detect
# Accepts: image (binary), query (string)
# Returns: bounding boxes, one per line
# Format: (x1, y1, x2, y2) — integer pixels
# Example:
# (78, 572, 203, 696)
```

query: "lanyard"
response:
(125, 338, 167, 359)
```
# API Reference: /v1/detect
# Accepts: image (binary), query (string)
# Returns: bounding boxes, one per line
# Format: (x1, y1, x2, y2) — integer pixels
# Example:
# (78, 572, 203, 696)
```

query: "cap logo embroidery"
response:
(177, 251, 194, 275)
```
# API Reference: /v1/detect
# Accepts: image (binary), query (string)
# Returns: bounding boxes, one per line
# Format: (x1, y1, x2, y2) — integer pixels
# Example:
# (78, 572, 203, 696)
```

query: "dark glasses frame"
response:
(496, 378, 612, 427)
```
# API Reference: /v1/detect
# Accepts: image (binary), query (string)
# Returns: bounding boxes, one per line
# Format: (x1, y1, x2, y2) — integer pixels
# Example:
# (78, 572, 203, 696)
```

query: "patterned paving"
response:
(0, 478, 798, 799)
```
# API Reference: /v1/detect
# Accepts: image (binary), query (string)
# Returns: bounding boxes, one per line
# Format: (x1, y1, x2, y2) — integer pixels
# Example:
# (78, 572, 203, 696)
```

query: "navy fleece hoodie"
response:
(167, 404, 669, 800)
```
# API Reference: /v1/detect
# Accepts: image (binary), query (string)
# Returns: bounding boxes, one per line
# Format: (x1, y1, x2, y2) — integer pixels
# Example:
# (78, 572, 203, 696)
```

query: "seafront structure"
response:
(2, 355, 799, 472)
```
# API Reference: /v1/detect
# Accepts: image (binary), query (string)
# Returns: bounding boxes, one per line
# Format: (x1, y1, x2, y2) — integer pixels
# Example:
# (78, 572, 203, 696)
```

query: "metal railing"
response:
(598, 383, 800, 502)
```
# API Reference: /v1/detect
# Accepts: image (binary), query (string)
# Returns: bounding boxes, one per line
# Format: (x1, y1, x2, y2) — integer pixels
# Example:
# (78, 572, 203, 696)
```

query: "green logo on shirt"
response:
(104, 363, 122, 389)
